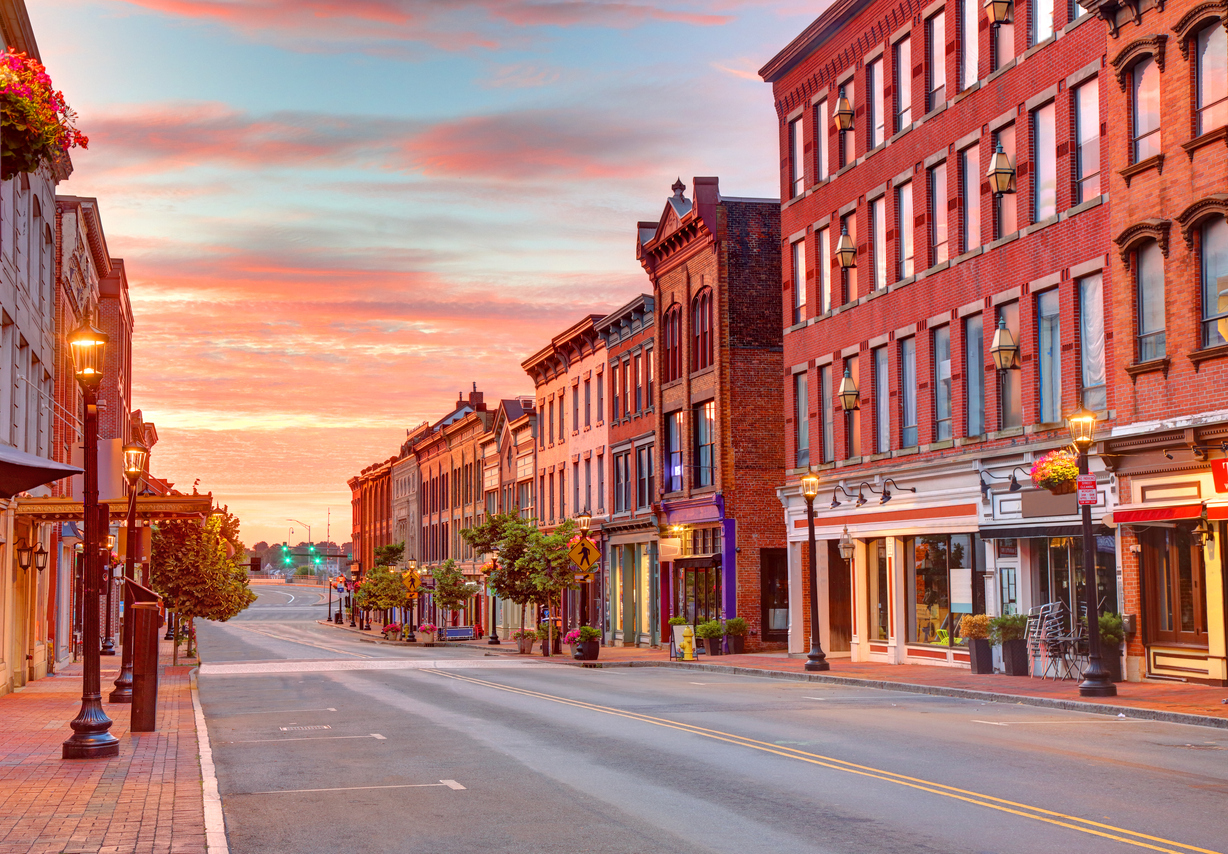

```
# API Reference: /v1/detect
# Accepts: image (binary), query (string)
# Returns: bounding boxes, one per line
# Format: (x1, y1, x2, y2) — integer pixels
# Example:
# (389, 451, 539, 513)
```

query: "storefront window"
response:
(907, 533, 977, 644)
(869, 538, 890, 640)
(673, 565, 722, 625)
(1036, 535, 1118, 631)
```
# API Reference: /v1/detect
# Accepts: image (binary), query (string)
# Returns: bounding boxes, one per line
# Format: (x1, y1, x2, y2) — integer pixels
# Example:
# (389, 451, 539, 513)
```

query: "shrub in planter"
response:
(958, 614, 993, 674)
(1100, 613, 1125, 682)
(990, 613, 1029, 676)
(511, 629, 536, 654)
(417, 623, 438, 645)
(725, 617, 749, 654)
(696, 620, 724, 656)
(571, 625, 601, 660)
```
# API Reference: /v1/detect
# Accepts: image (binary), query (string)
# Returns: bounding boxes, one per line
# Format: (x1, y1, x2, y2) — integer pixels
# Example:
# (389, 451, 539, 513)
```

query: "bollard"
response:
(131, 602, 160, 732)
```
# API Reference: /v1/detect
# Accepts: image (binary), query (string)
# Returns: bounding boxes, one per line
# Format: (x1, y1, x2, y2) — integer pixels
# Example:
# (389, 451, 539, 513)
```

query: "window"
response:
(694, 401, 716, 487)
(906, 533, 979, 645)
(611, 363, 620, 419)
(1131, 56, 1160, 163)
(1079, 273, 1107, 410)
(558, 394, 565, 440)
(548, 471, 555, 521)
(597, 452, 605, 510)
(558, 469, 566, 517)
(548, 399, 554, 444)
(634, 353, 642, 413)
(789, 115, 805, 198)
(998, 301, 1022, 428)
(895, 182, 914, 280)
(874, 347, 890, 453)
(1032, 0, 1053, 45)
(636, 445, 654, 509)
(1202, 217, 1228, 347)
(841, 81, 856, 166)
(666, 411, 683, 492)
(1037, 289, 1061, 424)
(960, 0, 978, 90)
(871, 195, 887, 290)
(596, 372, 604, 422)
(1137, 239, 1166, 361)
(814, 100, 829, 180)
(614, 452, 630, 513)
(841, 213, 858, 302)
(795, 371, 810, 468)
(1032, 102, 1057, 221)
(895, 37, 912, 131)
(1074, 82, 1100, 203)
(965, 314, 985, 436)
(930, 162, 948, 264)
(934, 326, 952, 440)
(537, 407, 545, 449)
(820, 364, 835, 463)
(584, 379, 591, 427)
(995, 124, 1017, 236)
(573, 462, 580, 515)
(692, 289, 713, 370)
(993, 2, 1015, 69)
(662, 305, 682, 382)
(584, 458, 592, 512)
(846, 355, 861, 458)
(869, 57, 885, 148)
(961, 144, 981, 252)
(572, 385, 580, 432)
(792, 239, 807, 325)
(927, 12, 946, 111)
(519, 480, 532, 518)
(622, 358, 631, 417)
(645, 346, 654, 407)
(900, 337, 918, 447)
(1197, 23, 1228, 134)
(817, 226, 831, 314)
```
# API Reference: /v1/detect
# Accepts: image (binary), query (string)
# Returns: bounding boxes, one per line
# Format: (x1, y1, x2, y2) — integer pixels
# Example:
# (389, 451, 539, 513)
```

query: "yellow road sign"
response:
(402, 568, 420, 594)
(568, 537, 599, 572)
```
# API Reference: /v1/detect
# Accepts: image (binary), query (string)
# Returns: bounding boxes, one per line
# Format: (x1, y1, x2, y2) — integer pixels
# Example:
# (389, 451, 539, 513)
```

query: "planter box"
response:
(1001, 638, 1029, 676)
(575, 640, 600, 661)
(727, 635, 746, 655)
(517, 637, 535, 655)
(968, 638, 994, 674)
(704, 637, 723, 656)
(1104, 645, 1123, 682)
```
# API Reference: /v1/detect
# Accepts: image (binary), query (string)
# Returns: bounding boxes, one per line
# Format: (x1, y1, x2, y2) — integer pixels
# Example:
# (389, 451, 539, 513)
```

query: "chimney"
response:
(469, 383, 485, 411)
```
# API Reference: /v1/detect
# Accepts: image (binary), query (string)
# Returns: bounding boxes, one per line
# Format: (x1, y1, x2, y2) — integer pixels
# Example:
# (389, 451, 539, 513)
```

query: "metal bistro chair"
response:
(1025, 606, 1045, 678)
(1034, 602, 1071, 680)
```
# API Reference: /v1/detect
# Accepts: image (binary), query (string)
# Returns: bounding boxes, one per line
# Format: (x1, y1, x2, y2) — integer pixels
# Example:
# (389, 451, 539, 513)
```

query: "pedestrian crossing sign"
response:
(402, 568, 420, 594)
(568, 537, 599, 572)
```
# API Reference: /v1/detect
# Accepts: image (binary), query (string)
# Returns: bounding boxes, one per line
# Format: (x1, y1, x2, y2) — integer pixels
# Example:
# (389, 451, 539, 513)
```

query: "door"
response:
(827, 541, 853, 651)
(1143, 525, 1208, 648)
(759, 549, 788, 643)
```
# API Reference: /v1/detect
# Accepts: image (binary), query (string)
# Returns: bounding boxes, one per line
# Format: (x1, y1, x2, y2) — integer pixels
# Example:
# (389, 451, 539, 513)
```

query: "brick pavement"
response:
(0, 641, 207, 854)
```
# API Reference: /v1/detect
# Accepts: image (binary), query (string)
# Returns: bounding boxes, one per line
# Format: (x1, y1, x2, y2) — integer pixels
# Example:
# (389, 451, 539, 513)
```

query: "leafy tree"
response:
(461, 513, 537, 632)
(359, 564, 409, 612)
(375, 541, 405, 567)
(433, 559, 478, 626)
(518, 519, 579, 657)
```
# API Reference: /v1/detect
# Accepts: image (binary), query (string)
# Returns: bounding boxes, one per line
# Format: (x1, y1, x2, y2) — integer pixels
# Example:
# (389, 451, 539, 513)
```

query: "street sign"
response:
(574, 572, 594, 583)
(402, 568, 420, 594)
(568, 537, 599, 572)
(1077, 474, 1097, 506)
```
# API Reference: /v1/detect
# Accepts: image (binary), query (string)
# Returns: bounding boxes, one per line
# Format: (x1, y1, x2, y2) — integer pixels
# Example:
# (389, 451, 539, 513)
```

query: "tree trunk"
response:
(172, 612, 178, 667)
(186, 617, 196, 658)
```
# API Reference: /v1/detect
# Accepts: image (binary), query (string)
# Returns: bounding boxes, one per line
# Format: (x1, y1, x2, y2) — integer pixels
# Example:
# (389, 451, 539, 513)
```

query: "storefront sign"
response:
(996, 538, 1018, 558)
(1214, 459, 1228, 493)
(1077, 474, 1097, 506)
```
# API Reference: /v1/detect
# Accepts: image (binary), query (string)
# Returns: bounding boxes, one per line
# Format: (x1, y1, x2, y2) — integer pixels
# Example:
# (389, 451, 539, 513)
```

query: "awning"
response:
(1110, 502, 1204, 525)
(14, 494, 215, 523)
(673, 554, 721, 570)
(980, 524, 1110, 539)
(0, 445, 82, 499)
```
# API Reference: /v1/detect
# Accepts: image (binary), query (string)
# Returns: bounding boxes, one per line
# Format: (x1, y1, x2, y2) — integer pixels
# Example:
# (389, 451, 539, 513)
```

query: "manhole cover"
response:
(279, 725, 332, 731)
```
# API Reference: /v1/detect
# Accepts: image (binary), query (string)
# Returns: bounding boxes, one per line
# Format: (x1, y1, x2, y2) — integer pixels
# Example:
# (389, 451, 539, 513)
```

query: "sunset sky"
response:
(30, 0, 820, 548)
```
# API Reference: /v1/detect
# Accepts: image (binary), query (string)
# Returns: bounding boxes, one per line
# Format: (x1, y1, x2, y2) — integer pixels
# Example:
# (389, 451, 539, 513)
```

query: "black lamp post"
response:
(404, 560, 417, 640)
(101, 534, 118, 656)
(63, 319, 119, 759)
(111, 443, 148, 702)
(484, 551, 500, 645)
(349, 564, 359, 627)
(801, 474, 830, 672)
(1068, 405, 1116, 697)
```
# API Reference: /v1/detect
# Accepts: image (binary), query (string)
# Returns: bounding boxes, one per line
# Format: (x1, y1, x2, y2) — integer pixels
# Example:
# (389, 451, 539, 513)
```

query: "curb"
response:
(314, 620, 520, 653)
(189, 668, 230, 854)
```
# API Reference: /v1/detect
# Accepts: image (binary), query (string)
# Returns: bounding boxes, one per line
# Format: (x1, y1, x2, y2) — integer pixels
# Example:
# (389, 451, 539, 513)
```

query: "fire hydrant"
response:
(681, 625, 696, 661)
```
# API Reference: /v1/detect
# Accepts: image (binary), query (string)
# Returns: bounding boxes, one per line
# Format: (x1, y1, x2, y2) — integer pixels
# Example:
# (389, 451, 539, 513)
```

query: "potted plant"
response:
(696, 620, 724, 656)
(0, 51, 89, 181)
(990, 613, 1029, 676)
(417, 623, 438, 646)
(1099, 612, 1125, 682)
(564, 628, 581, 656)
(574, 626, 601, 661)
(668, 616, 687, 649)
(511, 628, 536, 655)
(725, 617, 748, 654)
(959, 614, 993, 674)
(381, 622, 401, 640)
(1030, 449, 1079, 495)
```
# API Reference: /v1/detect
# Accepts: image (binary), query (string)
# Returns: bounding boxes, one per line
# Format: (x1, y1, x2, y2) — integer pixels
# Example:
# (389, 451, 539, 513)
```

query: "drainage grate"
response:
(279, 725, 332, 732)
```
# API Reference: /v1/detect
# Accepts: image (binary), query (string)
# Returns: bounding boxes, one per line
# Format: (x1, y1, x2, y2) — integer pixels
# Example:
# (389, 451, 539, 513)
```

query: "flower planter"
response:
(727, 635, 746, 655)
(1001, 638, 1029, 676)
(517, 637, 535, 655)
(704, 637, 723, 656)
(1047, 481, 1076, 495)
(1105, 644, 1124, 682)
(968, 638, 994, 674)
(573, 640, 600, 661)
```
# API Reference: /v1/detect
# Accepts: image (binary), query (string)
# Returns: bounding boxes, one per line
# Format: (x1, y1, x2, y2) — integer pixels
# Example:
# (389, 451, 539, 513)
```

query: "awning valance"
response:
(0, 445, 82, 499)
(980, 524, 1110, 539)
(14, 494, 215, 523)
(1110, 502, 1204, 525)
(673, 554, 721, 570)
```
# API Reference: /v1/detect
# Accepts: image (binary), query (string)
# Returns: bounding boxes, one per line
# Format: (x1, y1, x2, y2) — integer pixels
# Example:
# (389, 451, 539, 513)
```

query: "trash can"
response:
(131, 602, 160, 732)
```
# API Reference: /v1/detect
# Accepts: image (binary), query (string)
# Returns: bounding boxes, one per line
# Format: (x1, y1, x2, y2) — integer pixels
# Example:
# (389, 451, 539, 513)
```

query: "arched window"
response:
(1136, 239, 1166, 361)
(662, 303, 683, 382)
(1201, 215, 1228, 348)
(691, 289, 713, 371)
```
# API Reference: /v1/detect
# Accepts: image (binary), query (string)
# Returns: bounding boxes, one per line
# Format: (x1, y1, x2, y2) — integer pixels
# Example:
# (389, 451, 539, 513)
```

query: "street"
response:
(193, 586, 1228, 854)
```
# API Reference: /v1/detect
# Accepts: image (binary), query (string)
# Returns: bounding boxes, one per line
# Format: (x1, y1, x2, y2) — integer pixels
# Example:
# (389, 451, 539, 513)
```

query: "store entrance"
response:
(827, 541, 852, 651)
(759, 549, 788, 643)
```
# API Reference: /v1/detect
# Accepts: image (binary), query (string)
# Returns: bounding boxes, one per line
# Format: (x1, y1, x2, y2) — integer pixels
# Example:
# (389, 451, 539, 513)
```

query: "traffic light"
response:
(282, 543, 292, 566)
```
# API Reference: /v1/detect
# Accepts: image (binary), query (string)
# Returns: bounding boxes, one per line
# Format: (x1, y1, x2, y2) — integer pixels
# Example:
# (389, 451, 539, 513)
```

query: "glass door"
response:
(1143, 526, 1208, 647)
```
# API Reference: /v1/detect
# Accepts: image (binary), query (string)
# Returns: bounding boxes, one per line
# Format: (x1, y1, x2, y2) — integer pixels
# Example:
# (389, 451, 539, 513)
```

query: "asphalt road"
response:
(196, 585, 1228, 854)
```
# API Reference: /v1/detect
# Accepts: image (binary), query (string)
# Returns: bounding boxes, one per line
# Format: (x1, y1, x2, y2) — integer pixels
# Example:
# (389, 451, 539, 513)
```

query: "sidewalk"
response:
(0, 641, 208, 854)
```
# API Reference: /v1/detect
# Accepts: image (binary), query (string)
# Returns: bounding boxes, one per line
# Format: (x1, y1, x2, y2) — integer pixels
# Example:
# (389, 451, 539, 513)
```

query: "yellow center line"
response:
(424, 669, 1221, 854)
(240, 626, 372, 658)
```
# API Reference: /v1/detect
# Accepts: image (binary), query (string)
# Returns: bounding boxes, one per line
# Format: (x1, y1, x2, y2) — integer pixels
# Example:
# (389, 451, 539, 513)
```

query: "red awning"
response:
(1206, 504, 1228, 521)
(1111, 503, 1204, 524)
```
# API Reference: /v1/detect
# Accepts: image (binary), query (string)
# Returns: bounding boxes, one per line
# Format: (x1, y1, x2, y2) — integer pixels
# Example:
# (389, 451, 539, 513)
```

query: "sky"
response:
(29, 0, 823, 548)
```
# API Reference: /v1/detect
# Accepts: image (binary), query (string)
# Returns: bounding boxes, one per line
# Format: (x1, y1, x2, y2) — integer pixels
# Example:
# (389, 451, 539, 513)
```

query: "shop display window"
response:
(906, 533, 979, 644)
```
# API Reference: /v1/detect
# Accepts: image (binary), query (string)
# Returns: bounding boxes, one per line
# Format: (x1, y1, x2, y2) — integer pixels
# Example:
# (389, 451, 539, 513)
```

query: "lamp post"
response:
(1068, 404, 1116, 697)
(485, 550, 500, 645)
(405, 560, 417, 640)
(62, 319, 119, 759)
(110, 443, 148, 703)
(100, 531, 119, 655)
(800, 475, 829, 672)
(349, 563, 359, 627)
(837, 365, 859, 457)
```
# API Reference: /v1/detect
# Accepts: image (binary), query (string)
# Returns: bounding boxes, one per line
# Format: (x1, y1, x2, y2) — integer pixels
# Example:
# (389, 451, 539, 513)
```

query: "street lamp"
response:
(63, 319, 119, 759)
(800, 474, 829, 672)
(835, 222, 856, 303)
(833, 85, 854, 175)
(837, 526, 855, 562)
(984, 0, 1012, 26)
(1067, 404, 1115, 698)
(15, 539, 32, 571)
(111, 442, 148, 703)
(33, 543, 48, 572)
(838, 366, 859, 457)
(349, 563, 359, 627)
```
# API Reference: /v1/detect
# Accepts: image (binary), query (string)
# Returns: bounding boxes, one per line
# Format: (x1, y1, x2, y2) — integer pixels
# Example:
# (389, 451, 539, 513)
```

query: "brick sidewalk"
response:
(0, 641, 208, 854)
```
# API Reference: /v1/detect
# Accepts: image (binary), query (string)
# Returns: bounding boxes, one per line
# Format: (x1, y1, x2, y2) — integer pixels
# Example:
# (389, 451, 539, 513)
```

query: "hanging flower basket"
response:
(1, 52, 88, 181)
(1031, 449, 1079, 495)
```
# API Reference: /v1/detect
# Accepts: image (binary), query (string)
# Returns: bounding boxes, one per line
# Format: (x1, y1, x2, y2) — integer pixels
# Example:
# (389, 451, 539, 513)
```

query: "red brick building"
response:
(1089, 0, 1228, 683)
(637, 177, 786, 650)
(762, 0, 1114, 666)
(348, 456, 393, 579)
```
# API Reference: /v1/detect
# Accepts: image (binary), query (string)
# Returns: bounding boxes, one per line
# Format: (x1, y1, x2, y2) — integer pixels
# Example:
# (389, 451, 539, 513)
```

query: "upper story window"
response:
(960, 0, 978, 90)
(817, 226, 831, 314)
(965, 313, 985, 436)
(547, 399, 554, 444)
(634, 352, 643, 413)
(611, 363, 620, 418)
(645, 346, 654, 407)
(927, 11, 946, 112)
(692, 288, 714, 370)
(1131, 55, 1161, 163)
(998, 301, 1023, 428)
(584, 378, 591, 427)
(993, 3, 1016, 69)
(1074, 81, 1100, 203)
(558, 390, 566, 437)
(871, 195, 887, 290)
(933, 326, 952, 441)
(894, 37, 913, 131)
(868, 57, 885, 148)
(1200, 215, 1228, 348)
(1079, 272, 1107, 411)
(1196, 23, 1228, 135)
(897, 182, 914, 278)
(596, 372, 604, 422)
(873, 347, 890, 454)
(1031, 0, 1054, 46)
(814, 99, 829, 180)
(846, 355, 861, 458)
(1037, 289, 1062, 424)
(636, 445, 655, 510)
(900, 337, 918, 447)
(665, 411, 684, 492)
(820, 364, 835, 463)
(841, 212, 858, 302)
(622, 357, 631, 418)
(841, 81, 857, 166)
(794, 371, 810, 468)
(791, 239, 806, 325)
(1136, 239, 1166, 362)
(662, 304, 682, 382)
(930, 162, 948, 265)
(572, 384, 580, 432)
(1032, 101, 1057, 221)
(995, 124, 1018, 236)
(960, 143, 981, 252)
(694, 400, 716, 487)
(789, 115, 805, 198)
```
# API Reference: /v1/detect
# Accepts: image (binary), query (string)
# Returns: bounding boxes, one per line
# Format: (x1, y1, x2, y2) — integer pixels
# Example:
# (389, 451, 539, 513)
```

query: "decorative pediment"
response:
(1175, 194, 1228, 247)
(1111, 34, 1167, 89)
(660, 206, 681, 239)
(1173, 0, 1228, 58)
(1114, 218, 1171, 268)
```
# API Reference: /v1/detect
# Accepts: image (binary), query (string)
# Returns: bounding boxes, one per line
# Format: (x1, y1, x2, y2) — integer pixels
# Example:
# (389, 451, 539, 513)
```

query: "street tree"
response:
(433, 559, 478, 629)
(518, 518, 579, 657)
(461, 512, 537, 632)
(375, 541, 405, 567)
(356, 564, 408, 624)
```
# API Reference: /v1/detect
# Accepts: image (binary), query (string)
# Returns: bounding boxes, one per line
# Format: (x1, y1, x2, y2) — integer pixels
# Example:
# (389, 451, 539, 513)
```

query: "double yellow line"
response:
(425, 669, 1220, 854)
